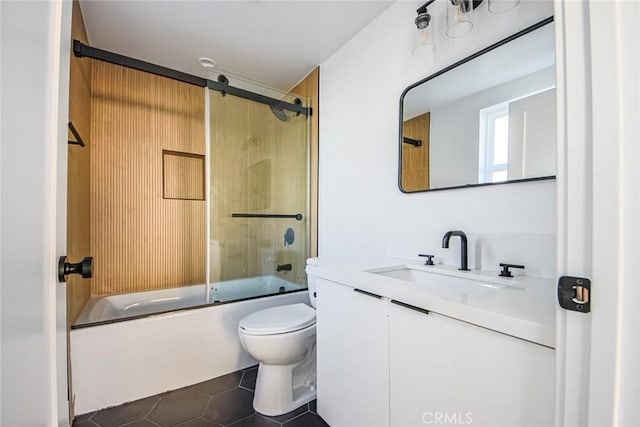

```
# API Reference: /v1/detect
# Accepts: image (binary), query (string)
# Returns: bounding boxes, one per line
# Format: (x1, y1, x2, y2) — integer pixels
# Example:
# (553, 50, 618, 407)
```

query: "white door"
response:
(316, 278, 389, 427)
(389, 303, 554, 427)
(0, 1, 72, 425)
(554, 1, 639, 425)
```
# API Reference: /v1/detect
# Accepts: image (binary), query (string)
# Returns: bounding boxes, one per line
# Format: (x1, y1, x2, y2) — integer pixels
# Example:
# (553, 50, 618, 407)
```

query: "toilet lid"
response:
(239, 303, 316, 335)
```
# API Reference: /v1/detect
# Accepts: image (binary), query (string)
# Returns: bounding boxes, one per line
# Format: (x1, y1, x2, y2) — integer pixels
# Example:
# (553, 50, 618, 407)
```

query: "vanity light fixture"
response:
(412, 0, 521, 56)
(412, 1, 436, 57)
(445, 0, 481, 38)
(488, 0, 521, 14)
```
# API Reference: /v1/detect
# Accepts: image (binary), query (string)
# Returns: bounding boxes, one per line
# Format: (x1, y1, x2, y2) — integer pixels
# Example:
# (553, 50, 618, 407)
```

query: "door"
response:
(316, 279, 389, 427)
(555, 1, 639, 425)
(0, 1, 72, 425)
(389, 302, 554, 427)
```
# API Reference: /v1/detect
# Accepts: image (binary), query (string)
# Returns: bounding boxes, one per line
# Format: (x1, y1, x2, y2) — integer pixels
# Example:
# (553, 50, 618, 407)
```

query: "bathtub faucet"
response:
(276, 263, 292, 272)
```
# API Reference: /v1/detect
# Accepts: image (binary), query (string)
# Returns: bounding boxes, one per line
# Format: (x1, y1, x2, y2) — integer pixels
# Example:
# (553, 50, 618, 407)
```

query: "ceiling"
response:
(80, 0, 394, 91)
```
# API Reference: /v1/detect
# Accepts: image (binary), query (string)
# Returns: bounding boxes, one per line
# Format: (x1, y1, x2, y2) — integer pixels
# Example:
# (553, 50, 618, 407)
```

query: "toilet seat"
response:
(239, 303, 316, 336)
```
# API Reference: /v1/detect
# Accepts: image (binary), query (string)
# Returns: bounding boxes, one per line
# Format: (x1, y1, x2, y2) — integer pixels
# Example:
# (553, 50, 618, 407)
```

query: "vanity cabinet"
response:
(316, 278, 389, 427)
(315, 276, 555, 427)
(389, 301, 555, 427)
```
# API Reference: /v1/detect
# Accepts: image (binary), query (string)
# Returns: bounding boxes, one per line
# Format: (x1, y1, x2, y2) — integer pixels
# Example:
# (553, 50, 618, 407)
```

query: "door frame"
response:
(554, 0, 639, 425)
(55, 1, 73, 424)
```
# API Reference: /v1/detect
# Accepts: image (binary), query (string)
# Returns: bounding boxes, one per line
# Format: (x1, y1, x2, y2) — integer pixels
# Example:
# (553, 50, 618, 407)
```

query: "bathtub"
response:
(70, 277, 309, 414)
(74, 275, 305, 326)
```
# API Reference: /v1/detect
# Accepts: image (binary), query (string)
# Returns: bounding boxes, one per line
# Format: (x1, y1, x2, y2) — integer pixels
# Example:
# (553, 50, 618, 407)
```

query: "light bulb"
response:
(455, 4, 465, 21)
(412, 28, 435, 57)
(446, 0, 473, 38)
(418, 29, 429, 45)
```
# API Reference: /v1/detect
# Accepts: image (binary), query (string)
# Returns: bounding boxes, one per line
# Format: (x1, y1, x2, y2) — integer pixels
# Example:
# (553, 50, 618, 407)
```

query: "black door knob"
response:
(58, 256, 93, 282)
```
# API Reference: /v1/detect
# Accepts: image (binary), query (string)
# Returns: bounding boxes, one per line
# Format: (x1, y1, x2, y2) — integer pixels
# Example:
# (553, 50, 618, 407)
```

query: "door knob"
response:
(58, 256, 93, 283)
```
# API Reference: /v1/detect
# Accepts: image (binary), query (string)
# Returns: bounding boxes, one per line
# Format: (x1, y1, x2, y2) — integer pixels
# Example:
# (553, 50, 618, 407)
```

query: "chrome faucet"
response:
(442, 230, 469, 271)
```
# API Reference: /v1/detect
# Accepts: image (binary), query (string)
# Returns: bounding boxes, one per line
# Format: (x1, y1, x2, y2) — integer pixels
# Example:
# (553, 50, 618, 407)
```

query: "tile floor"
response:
(72, 365, 328, 427)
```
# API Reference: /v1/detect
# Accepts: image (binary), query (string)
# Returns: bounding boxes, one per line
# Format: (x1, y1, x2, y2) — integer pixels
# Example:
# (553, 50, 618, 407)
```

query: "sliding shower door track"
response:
(72, 40, 311, 117)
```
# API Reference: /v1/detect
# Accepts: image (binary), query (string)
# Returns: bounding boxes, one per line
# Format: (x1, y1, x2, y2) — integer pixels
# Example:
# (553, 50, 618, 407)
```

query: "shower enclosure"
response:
(207, 86, 310, 304)
(70, 39, 312, 326)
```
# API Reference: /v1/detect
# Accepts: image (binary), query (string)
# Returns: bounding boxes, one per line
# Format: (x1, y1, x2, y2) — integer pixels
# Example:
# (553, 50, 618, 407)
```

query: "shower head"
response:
(270, 105, 288, 122)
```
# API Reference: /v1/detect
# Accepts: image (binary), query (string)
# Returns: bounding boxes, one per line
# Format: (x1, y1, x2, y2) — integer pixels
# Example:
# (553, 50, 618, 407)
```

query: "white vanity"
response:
(307, 258, 555, 427)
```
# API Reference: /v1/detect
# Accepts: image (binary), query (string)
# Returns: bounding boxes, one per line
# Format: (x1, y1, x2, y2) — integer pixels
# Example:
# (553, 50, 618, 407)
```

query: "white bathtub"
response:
(70, 279, 309, 414)
(74, 275, 305, 326)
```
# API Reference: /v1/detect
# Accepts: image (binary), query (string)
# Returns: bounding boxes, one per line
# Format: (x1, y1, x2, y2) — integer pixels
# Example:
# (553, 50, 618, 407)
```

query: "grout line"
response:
(144, 396, 162, 418)
(174, 415, 205, 427)
(225, 411, 258, 427)
(119, 418, 153, 427)
(257, 413, 284, 426)
(238, 385, 254, 392)
(201, 395, 213, 417)
(144, 418, 162, 427)
(282, 410, 310, 425)
(256, 412, 284, 427)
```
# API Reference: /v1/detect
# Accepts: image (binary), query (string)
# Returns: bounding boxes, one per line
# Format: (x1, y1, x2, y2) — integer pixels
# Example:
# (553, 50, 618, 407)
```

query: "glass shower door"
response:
(208, 88, 310, 303)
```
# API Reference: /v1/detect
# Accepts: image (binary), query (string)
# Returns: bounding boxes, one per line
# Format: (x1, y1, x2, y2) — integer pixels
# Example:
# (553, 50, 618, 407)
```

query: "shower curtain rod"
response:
(72, 40, 311, 117)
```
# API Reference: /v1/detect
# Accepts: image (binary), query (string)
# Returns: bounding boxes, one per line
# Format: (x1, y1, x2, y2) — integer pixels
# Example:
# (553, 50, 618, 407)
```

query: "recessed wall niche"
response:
(162, 150, 205, 201)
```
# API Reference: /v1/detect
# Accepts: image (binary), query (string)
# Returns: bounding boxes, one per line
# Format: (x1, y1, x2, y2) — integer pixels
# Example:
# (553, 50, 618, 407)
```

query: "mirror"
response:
(399, 18, 556, 193)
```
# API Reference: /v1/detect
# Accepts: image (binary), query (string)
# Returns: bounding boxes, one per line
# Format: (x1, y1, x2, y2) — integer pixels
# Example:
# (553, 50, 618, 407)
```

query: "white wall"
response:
(318, 1, 556, 277)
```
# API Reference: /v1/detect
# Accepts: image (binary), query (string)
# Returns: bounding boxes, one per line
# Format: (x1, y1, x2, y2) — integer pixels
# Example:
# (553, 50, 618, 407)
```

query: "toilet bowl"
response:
(238, 260, 318, 416)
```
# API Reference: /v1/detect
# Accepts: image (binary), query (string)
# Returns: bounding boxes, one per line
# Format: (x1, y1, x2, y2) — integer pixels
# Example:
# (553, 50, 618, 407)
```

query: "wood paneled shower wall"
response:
(90, 63, 206, 295)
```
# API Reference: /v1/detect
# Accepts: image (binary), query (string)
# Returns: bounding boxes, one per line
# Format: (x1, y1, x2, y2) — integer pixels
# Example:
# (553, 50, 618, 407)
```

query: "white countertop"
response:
(306, 257, 556, 348)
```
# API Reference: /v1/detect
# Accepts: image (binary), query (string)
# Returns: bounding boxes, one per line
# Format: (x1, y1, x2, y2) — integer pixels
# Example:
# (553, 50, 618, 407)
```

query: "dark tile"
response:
(240, 367, 258, 391)
(308, 400, 317, 414)
(203, 388, 255, 425)
(193, 371, 243, 397)
(92, 396, 160, 427)
(72, 421, 100, 427)
(147, 388, 210, 427)
(262, 404, 307, 423)
(175, 417, 222, 427)
(120, 419, 159, 427)
(283, 412, 329, 427)
(73, 412, 96, 423)
(228, 414, 279, 427)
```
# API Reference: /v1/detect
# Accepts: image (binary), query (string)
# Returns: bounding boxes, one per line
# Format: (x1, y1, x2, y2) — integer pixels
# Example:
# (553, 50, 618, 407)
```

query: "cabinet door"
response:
(389, 302, 554, 427)
(316, 278, 389, 427)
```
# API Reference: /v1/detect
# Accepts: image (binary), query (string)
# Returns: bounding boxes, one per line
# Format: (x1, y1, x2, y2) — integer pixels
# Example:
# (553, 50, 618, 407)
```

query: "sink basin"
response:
(368, 265, 507, 296)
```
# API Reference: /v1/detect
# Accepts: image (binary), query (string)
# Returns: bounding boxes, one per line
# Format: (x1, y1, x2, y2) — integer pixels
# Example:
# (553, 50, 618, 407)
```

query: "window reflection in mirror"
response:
(399, 18, 556, 193)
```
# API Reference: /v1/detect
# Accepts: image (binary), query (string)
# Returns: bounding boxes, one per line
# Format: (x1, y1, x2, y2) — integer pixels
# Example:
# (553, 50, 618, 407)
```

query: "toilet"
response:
(238, 266, 318, 416)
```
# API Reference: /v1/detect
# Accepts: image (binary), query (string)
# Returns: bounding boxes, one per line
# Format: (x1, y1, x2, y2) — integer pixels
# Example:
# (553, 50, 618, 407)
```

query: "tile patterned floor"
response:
(72, 366, 329, 427)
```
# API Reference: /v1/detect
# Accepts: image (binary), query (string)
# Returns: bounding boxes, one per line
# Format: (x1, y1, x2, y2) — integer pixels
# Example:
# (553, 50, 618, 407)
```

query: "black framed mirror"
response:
(399, 17, 556, 193)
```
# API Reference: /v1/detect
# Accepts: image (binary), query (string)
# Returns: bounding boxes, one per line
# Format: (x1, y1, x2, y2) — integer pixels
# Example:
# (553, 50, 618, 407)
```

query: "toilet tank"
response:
(305, 258, 319, 308)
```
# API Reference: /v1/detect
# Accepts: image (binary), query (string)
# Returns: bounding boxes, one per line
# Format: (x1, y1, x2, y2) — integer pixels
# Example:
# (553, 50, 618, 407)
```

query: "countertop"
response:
(306, 257, 556, 348)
